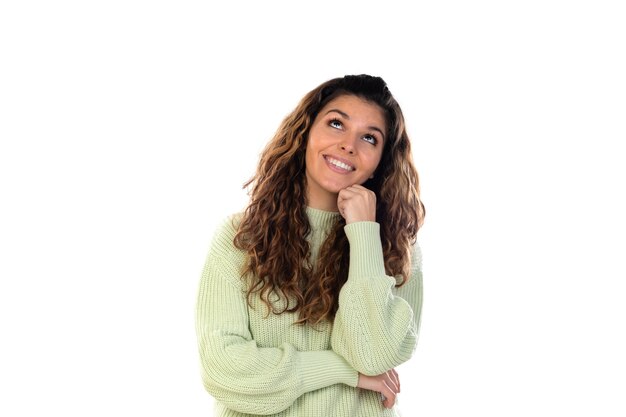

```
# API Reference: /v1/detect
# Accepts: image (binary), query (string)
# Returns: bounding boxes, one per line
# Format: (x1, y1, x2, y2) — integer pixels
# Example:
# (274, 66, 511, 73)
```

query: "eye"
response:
(329, 118, 343, 129)
(362, 134, 377, 145)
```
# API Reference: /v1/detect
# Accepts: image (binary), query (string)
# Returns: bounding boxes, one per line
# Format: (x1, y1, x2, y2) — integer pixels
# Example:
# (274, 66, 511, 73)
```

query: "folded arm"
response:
(331, 221, 423, 376)
(196, 219, 358, 415)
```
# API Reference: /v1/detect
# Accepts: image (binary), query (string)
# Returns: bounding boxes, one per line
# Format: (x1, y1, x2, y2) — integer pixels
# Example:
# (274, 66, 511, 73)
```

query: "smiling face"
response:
(304, 94, 387, 211)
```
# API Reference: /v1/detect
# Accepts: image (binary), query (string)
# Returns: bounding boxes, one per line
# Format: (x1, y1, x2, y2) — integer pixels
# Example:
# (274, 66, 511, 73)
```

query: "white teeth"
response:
(326, 157, 354, 171)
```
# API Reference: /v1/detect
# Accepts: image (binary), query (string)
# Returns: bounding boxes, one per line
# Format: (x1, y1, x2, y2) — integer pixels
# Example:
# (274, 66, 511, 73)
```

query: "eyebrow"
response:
(325, 109, 386, 141)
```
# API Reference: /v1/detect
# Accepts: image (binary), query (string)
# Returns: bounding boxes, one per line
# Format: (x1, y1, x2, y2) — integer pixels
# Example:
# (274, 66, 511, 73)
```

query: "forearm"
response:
(331, 221, 422, 375)
(198, 336, 357, 414)
(197, 252, 357, 414)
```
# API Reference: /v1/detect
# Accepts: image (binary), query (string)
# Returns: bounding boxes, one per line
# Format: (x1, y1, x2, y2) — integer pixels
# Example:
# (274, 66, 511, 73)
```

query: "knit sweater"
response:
(196, 207, 423, 417)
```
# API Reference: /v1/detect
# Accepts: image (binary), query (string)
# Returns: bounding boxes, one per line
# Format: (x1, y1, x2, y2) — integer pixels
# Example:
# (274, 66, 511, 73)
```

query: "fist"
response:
(357, 369, 400, 409)
(337, 185, 377, 224)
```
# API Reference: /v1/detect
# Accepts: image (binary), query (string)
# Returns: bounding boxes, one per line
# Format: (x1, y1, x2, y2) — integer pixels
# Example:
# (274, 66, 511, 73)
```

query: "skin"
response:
(359, 369, 401, 409)
(305, 94, 385, 221)
(305, 94, 401, 408)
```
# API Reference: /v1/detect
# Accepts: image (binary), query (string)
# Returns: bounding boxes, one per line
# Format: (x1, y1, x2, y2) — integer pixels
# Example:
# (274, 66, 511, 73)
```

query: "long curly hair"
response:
(233, 74, 425, 325)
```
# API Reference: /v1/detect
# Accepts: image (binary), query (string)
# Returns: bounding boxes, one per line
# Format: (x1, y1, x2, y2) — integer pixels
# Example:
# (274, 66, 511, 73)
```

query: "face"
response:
(305, 94, 386, 209)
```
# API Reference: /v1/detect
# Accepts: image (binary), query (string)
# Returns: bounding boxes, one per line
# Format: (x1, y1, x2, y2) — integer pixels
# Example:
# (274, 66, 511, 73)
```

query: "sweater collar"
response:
(305, 206, 341, 231)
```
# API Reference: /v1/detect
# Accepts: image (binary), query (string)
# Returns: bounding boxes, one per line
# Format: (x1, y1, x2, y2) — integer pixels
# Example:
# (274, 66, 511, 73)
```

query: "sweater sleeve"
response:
(330, 221, 423, 376)
(195, 218, 358, 415)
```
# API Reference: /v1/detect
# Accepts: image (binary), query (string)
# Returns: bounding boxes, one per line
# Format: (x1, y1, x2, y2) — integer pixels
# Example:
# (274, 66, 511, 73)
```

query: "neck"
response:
(306, 197, 338, 212)
(306, 189, 339, 212)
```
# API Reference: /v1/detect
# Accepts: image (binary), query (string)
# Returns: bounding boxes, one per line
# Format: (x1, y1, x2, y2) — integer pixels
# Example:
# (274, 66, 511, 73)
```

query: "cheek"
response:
(304, 139, 320, 171)
(305, 133, 322, 155)
(305, 135, 316, 156)
(366, 152, 384, 172)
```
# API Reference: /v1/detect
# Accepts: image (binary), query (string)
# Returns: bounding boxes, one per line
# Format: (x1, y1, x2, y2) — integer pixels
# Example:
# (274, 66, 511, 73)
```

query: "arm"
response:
(331, 221, 423, 376)
(195, 219, 358, 415)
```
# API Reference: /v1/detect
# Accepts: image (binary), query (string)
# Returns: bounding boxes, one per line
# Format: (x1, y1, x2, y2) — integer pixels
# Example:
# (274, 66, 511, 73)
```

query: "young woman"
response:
(196, 74, 425, 416)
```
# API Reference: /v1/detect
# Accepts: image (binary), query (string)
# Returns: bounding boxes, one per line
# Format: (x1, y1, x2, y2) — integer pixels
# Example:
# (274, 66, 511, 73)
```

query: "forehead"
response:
(316, 95, 387, 128)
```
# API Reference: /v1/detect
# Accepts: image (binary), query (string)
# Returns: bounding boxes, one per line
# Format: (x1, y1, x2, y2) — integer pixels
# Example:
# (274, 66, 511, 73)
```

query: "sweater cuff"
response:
(344, 221, 386, 279)
(298, 350, 358, 391)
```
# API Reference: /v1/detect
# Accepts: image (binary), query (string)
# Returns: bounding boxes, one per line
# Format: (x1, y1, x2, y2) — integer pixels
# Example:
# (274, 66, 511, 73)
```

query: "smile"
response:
(324, 155, 355, 172)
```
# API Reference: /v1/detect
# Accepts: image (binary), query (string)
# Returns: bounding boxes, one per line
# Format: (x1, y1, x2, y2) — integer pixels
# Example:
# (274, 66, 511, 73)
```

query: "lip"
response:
(323, 154, 356, 174)
(323, 154, 355, 169)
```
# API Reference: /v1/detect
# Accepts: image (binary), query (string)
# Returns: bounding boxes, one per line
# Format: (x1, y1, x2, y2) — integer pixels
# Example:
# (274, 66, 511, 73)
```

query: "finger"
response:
(381, 381, 396, 409)
(385, 371, 399, 393)
(345, 185, 376, 203)
(391, 369, 400, 393)
(337, 189, 356, 205)
(338, 189, 371, 206)
(348, 184, 376, 198)
(386, 371, 398, 394)
(343, 185, 369, 195)
(336, 195, 349, 211)
(336, 188, 361, 212)
(338, 187, 360, 199)
(348, 184, 368, 191)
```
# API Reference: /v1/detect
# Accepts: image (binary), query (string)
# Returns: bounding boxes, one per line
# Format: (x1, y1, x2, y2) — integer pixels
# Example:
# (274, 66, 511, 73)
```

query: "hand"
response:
(357, 369, 400, 409)
(337, 185, 376, 224)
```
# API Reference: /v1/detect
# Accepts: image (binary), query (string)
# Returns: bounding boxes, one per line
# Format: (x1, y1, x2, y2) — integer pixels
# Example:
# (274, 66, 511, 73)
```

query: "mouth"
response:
(323, 155, 355, 172)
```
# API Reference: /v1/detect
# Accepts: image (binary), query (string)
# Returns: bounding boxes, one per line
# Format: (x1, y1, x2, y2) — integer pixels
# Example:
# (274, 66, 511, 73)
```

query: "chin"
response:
(322, 185, 344, 194)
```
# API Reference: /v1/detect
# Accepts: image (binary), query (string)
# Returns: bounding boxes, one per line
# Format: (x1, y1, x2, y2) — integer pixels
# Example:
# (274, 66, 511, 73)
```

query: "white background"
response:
(1, 1, 625, 415)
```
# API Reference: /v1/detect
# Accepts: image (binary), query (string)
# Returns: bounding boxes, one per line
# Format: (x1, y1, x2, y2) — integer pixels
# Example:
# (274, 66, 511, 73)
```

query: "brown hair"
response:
(233, 75, 425, 325)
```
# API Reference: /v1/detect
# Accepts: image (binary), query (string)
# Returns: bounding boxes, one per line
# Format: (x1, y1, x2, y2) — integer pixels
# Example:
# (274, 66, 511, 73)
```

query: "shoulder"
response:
(201, 212, 248, 288)
(209, 212, 243, 253)
(205, 212, 247, 266)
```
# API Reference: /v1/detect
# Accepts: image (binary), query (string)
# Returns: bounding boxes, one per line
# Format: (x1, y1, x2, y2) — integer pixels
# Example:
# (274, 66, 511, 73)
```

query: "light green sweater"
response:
(196, 207, 423, 416)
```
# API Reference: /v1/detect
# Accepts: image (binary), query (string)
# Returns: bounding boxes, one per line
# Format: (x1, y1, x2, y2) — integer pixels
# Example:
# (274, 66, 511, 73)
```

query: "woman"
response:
(196, 74, 425, 416)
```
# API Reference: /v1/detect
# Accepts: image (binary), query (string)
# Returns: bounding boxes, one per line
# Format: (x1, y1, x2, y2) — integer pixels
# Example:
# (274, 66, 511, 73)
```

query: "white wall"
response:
(1, 1, 624, 415)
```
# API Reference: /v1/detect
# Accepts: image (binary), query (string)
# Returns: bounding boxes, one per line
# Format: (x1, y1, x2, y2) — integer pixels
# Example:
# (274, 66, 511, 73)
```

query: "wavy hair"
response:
(233, 74, 425, 325)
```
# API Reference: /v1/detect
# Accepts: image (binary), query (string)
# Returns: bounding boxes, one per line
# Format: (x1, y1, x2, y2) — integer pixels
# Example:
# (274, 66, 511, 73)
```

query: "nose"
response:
(340, 144, 354, 155)
(339, 136, 356, 155)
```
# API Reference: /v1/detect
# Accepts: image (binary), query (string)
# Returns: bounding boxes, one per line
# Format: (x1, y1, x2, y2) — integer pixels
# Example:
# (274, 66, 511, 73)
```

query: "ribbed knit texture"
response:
(196, 207, 423, 417)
